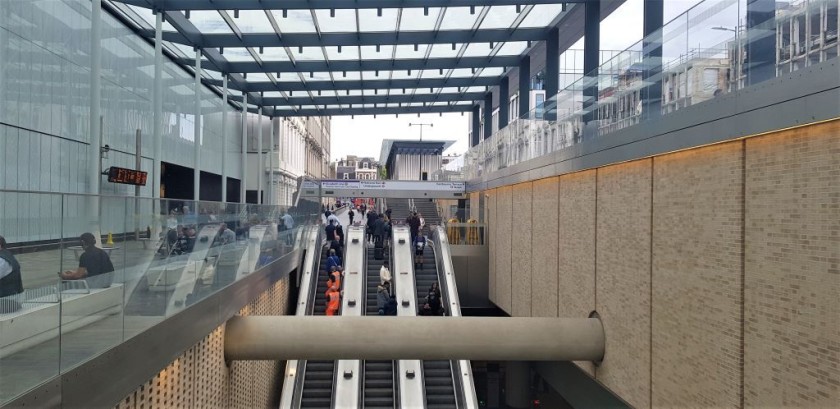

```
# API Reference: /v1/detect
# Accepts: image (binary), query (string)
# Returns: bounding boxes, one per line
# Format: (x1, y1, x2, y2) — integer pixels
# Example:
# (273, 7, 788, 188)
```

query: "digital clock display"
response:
(107, 167, 148, 186)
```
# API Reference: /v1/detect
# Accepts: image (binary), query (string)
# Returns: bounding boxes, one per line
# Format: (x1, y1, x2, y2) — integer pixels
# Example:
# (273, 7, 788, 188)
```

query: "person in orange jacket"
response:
(326, 268, 341, 295)
(325, 287, 341, 316)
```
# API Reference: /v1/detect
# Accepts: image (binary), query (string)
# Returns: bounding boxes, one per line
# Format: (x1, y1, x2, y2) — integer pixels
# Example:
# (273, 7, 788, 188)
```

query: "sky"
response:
(329, 0, 707, 162)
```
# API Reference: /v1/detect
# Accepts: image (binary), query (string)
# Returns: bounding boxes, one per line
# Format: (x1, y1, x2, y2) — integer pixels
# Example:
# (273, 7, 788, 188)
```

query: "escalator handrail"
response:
(278, 225, 324, 409)
(430, 226, 480, 409)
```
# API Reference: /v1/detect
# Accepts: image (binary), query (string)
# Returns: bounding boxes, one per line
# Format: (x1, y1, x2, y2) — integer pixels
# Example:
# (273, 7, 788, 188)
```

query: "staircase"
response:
(413, 198, 442, 236)
(386, 198, 412, 223)
(415, 247, 457, 409)
(363, 246, 395, 408)
(300, 245, 336, 408)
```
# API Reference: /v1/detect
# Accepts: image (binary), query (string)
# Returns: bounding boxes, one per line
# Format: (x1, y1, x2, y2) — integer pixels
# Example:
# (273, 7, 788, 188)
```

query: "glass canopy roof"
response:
(109, 1, 571, 116)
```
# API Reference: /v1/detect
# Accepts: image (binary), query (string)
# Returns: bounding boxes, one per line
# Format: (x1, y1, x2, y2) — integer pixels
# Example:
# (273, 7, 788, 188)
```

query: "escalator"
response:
(300, 245, 336, 408)
(363, 246, 396, 408)
(415, 247, 458, 409)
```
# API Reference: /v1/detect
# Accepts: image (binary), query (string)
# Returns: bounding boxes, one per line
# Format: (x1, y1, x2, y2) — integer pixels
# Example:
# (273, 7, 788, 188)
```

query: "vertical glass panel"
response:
(0, 192, 62, 406)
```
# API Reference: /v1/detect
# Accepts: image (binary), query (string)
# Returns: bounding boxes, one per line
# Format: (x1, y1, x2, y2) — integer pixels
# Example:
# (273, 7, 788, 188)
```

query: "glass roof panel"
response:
(293, 47, 326, 61)
(357, 8, 399, 32)
(420, 69, 447, 79)
(326, 105, 342, 109)
(462, 42, 495, 58)
(257, 47, 291, 61)
(439, 87, 461, 94)
(303, 71, 333, 81)
(360, 46, 395, 60)
(334, 71, 362, 80)
(271, 10, 317, 33)
(223, 48, 258, 62)
(247, 72, 271, 82)
(189, 11, 233, 34)
(428, 43, 461, 59)
(497, 41, 529, 56)
(314, 9, 357, 33)
(399, 7, 443, 31)
(479, 6, 520, 29)
(231, 10, 274, 33)
(394, 44, 429, 60)
(263, 91, 285, 98)
(449, 68, 476, 78)
(440, 7, 480, 30)
(412, 88, 435, 94)
(389, 70, 416, 80)
(461, 86, 487, 93)
(344, 90, 364, 96)
(520, 4, 565, 28)
(478, 67, 505, 77)
(324, 46, 359, 61)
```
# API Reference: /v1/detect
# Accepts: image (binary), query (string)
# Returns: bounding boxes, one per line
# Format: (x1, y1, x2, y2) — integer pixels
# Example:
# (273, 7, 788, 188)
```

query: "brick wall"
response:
(651, 142, 743, 407)
(482, 119, 840, 407)
(116, 277, 290, 409)
(744, 122, 840, 407)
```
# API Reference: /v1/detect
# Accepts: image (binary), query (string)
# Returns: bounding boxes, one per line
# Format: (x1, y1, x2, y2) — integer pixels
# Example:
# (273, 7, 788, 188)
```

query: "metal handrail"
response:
(431, 226, 479, 409)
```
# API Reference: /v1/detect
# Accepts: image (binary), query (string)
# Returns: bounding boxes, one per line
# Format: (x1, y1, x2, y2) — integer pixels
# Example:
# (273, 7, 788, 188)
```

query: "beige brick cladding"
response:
(744, 122, 840, 407)
(595, 159, 653, 409)
(557, 170, 597, 375)
(531, 177, 560, 318)
(652, 142, 744, 408)
(496, 186, 514, 313)
(481, 119, 840, 408)
(512, 182, 534, 317)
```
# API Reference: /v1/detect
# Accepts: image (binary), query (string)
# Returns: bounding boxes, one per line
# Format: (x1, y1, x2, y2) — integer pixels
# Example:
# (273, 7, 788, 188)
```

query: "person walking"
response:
(325, 219, 337, 242)
(326, 250, 341, 271)
(376, 281, 391, 315)
(379, 260, 392, 285)
(348, 208, 355, 226)
(325, 287, 341, 316)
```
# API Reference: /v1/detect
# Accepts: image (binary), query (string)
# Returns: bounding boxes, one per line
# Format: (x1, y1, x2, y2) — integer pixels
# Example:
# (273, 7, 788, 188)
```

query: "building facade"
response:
(333, 156, 380, 180)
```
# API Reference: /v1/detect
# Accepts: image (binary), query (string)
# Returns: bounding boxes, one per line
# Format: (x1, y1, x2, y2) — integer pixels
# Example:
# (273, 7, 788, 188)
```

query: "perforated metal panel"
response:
(116, 277, 291, 409)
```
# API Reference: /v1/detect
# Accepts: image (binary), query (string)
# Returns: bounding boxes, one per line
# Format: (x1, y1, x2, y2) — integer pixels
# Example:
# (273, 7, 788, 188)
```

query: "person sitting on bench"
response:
(61, 233, 115, 289)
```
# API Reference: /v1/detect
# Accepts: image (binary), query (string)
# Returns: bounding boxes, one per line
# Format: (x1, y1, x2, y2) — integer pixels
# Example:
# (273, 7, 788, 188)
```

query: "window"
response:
(343, 173, 349, 179)
(363, 162, 369, 169)
(535, 93, 545, 119)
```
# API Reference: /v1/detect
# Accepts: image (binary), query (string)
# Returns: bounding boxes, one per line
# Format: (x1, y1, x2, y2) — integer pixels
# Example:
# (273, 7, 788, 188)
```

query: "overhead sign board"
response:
(302, 180, 466, 199)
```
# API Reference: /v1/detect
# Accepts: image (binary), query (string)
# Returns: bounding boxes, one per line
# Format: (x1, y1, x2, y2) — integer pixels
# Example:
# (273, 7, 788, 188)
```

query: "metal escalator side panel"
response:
(430, 227, 480, 409)
(390, 226, 427, 409)
(332, 226, 366, 408)
(280, 226, 322, 409)
(298, 243, 337, 408)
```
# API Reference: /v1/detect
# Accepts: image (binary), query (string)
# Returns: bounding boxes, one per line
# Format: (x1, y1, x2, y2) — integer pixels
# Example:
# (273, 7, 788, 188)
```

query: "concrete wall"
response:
(483, 119, 840, 408)
(116, 277, 291, 409)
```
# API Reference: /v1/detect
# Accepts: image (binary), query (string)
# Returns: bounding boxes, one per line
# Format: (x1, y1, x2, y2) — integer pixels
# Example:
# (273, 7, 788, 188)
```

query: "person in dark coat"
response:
(325, 220, 337, 242)
(373, 214, 387, 247)
(376, 281, 391, 315)
(0, 235, 24, 313)
(366, 210, 378, 243)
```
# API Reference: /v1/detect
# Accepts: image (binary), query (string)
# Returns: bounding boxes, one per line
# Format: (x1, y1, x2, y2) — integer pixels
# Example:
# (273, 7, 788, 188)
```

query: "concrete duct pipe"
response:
(224, 316, 604, 362)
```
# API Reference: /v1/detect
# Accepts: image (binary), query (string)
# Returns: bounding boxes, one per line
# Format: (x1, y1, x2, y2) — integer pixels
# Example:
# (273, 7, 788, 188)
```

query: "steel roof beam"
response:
(119, 0, 598, 11)
(184, 55, 520, 73)
(244, 92, 486, 106)
(267, 105, 473, 117)
(154, 28, 547, 48)
(241, 76, 499, 91)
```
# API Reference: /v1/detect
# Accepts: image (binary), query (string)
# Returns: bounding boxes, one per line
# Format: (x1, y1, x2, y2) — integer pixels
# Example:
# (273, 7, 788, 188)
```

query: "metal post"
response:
(544, 28, 560, 122)
(498, 76, 509, 129)
(582, 2, 599, 124)
(483, 92, 493, 139)
(746, 0, 777, 85)
(471, 105, 481, 147)
(89, 0, 103, 242)
(241, 92, 248, 203)
(153, 11, 163, 201)
(221, 75, 228, 202)
(257, 107, 263, 204)
(194, 48, 202, 203)
(518, 56, 531, 119)
(643, 0, 664, 120)
(268, 117, 275, 206)
(135, 129, 142, 239)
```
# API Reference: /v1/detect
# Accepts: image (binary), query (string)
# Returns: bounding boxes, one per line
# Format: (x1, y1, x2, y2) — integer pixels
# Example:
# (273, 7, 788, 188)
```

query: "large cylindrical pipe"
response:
(225, 316, 604, 362)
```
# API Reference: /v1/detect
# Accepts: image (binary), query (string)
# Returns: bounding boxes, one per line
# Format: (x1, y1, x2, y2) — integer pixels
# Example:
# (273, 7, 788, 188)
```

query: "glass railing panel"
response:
(0, 188, 324, 405)
(0, 191, 63, 404)
(466, 0, 839, 177)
